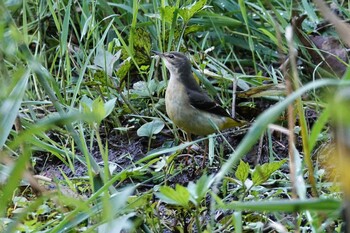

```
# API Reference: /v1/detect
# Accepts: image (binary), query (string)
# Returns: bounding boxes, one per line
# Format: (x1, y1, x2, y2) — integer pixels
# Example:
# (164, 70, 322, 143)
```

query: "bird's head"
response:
(152, 51, 191, 75)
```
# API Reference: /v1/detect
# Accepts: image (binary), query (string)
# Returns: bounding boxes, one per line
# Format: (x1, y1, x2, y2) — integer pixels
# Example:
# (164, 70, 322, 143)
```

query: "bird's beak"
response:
(151, 50, 164, 57)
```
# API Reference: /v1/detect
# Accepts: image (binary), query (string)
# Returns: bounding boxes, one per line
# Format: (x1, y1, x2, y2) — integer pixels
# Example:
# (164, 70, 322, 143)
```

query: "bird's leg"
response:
(202, 139, 208, 168)
(186, 133, 192, 154)
(183, 133, 192, 165)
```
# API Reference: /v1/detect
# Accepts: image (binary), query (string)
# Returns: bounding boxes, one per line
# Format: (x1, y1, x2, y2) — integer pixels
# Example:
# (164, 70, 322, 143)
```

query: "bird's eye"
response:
(168, 54, 175, 59)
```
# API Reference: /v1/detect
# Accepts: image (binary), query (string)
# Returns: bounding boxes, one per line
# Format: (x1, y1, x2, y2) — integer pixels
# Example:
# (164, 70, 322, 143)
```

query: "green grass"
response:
(1, 0, 349, 232)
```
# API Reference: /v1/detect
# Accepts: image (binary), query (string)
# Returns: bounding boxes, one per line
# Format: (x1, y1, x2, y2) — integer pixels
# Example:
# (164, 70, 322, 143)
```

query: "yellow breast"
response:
(165, 78, 231, 135)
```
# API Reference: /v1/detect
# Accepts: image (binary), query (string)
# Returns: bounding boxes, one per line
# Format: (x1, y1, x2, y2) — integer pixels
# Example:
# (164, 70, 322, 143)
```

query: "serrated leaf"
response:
(137, 119, 164, 138)
(160, 6, 176, 24)
(156, 184, 190, 208)
(178, 0, 207, 22)
(127, 194, 152, 209)
(184, 25, 206, 35)
(235, 160, 250, 183)
(252, 159, 287, 186)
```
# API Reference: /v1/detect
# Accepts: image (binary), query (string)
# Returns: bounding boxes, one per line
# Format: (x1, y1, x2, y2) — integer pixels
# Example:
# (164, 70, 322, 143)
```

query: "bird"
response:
(153, 51, 244, 142)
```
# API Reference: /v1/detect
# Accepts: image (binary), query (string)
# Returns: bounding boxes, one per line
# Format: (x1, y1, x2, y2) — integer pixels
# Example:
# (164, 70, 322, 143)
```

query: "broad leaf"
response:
(137, 119, 164, 138)
(80, 96, 116, 124)
(178, 0, 207, 22)
(93, 47, 121, 76)
(187, 174, 214, 205)
(252, 159, 287, 186)
(156, 184, 190, 208)
(160, 6, 176, 24)
(235, 160, 250, 183)
(103, 98, 117, 119)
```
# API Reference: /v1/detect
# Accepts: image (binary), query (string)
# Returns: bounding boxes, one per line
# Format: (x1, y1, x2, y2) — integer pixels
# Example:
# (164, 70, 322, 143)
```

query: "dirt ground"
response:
(34, 97, 317, 192)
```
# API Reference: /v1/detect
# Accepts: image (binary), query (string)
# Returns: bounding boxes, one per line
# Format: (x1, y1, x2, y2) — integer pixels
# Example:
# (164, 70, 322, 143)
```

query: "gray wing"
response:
(187, 89, 232, 118)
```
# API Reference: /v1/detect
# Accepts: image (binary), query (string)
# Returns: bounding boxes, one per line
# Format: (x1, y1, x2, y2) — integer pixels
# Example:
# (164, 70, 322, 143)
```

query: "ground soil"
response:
(34, 97, 318, 191)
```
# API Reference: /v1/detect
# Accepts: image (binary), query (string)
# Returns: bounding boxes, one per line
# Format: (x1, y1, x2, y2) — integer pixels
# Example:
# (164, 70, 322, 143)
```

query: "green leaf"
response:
(131, 79, 164, 97)
(60, 0, 72, 55)
(187, 174, 214, 205)
(5, 0, 22, 11)
(156, 184, 190, 208)
(37, 204, 51, 215)
(301, 0, 318, 23)
(91, 97, 106, 123)
(80, 96, 115, 124)
(235, 160, 250, 183)
(98, 213, 137, 233)
(137, 119, 164, 138)
(12, 196, 28, 207)
(184, 25, 206, 35)
(189, 12, 242, 27)
(259, 28, 278, 46)
(252, 159, 287, 186)
(103, 98, 117, 119)
(109, 186, 135, 215)
(178, 0, 207, 22)
(222, 199, 341, 212)
(131, 81, 150, 97)
(127, 194, 152, 209)
(93, 47, 120, 76)
(309, 107, 330, 153)
(160, 6, 176, 24)
(80, 96, 93, 113)
(148, 79, 162, 94)
(0, 68, 29, 148)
